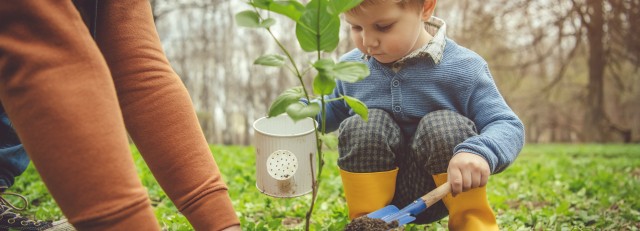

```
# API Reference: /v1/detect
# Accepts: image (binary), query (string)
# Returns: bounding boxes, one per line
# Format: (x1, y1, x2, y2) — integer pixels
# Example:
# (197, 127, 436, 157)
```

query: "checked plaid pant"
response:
(338, 109, 478, 224)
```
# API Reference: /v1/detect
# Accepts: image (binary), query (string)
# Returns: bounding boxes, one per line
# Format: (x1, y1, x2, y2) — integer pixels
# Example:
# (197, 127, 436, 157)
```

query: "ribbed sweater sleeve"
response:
(454, 64, 525, 173)
(319, 39, 525, 174)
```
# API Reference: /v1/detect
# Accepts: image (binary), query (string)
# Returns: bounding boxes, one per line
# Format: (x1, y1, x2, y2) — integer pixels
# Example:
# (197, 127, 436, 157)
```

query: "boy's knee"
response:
(419, 110, 476, 134)
(337, 109, 402, 172)
(338, 109, 399, 141)
(413, 110, 477, 174)
(339, 109, 393, 129)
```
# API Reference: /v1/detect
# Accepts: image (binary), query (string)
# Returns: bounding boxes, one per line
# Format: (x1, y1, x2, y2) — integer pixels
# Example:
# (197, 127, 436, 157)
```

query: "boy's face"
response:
(346, 1, 432, 64)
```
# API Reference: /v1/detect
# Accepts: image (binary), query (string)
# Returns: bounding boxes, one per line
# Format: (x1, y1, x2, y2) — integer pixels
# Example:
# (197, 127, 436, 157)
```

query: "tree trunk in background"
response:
(583, 0, 607, 142)
(149, 0, 640, 144)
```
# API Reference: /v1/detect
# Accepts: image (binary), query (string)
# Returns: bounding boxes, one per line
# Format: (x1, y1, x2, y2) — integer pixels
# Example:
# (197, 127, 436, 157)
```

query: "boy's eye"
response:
(376, 24, 393, 32)
(350, 26, 362, 31)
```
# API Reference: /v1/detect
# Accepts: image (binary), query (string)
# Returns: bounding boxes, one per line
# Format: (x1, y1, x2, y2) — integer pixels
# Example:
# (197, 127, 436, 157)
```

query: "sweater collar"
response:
(363, 16, 447, 71)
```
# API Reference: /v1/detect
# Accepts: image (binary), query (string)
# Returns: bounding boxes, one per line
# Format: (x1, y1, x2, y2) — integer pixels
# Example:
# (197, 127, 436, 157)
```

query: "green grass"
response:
(7, 144, 640, 230)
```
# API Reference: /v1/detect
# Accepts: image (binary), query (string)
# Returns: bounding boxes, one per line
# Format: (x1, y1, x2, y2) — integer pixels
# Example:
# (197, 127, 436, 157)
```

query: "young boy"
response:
(318, 0, 525, 229)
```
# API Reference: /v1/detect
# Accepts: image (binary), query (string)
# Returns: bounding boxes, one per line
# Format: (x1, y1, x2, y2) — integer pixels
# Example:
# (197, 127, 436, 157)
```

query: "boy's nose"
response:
(361, 32, 379, 49)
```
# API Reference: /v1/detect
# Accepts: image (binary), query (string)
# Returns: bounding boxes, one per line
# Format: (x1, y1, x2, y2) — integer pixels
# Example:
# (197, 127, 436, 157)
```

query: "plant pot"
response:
(252, 114, 317, 198)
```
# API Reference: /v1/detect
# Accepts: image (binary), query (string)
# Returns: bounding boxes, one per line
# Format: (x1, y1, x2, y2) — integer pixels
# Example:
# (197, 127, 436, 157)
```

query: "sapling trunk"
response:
(236, 1, 368, 230)
(266, 26, 327, 231)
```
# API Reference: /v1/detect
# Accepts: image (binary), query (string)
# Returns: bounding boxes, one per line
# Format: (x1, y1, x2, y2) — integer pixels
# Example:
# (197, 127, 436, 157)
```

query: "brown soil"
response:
(344, 216, 399, 231)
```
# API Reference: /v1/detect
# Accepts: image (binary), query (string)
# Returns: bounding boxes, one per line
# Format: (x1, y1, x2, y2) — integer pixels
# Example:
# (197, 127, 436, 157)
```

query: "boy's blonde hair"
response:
(347, 0, 426, 14)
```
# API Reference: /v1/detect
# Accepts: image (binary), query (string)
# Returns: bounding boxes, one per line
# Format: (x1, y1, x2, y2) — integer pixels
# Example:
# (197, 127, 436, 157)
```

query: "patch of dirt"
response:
(282, 217, 303, 229)
(507, 200, 550, 209)
(344, 216, 399, 231)
(631, 168, 640, 179)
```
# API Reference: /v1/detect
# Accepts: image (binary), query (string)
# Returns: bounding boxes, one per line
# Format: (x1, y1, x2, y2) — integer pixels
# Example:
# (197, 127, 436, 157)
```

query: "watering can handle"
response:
(420, 182, 451, 208)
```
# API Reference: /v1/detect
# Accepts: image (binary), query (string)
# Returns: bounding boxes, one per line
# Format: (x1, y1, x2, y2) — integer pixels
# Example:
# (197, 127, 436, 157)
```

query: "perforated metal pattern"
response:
(266, 150, 298, 180)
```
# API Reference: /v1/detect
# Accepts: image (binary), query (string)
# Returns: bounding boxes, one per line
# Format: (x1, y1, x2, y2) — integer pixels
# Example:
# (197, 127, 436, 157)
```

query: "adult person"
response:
(1, 106, 75, 231)
(0, 1, 240, 230)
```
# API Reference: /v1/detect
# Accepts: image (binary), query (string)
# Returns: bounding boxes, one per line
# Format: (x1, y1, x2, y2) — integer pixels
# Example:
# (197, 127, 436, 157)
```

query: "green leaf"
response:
(313, 70, 336, 95)
(312, 59, 337, 95)
(343, 95, 368, 121)
(252, 0, 305, 21)
(310, 59, 368, 94)
(235, 10, 261, 28)
(286, 102, 321, 122)
(328, 0, 363, 15)
(319, 133, 338, 149)
(260, 18, 276, 28)
(268, 87, 305, 117)
(235, 10, 274, 28)
(312, 58, 335, 72)
(296, 0, 340, 52)
(333, 61, 370, 83)
(254, 54, 286, 67)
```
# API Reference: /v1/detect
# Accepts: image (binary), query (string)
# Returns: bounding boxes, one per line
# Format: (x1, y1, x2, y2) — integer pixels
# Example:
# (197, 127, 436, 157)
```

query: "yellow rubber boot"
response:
(433, 173, 499, 231)
(340, 168, 398, 219)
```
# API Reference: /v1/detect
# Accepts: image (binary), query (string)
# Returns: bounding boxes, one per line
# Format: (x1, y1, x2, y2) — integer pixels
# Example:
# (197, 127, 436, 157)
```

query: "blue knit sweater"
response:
(319, 38, 525, 174)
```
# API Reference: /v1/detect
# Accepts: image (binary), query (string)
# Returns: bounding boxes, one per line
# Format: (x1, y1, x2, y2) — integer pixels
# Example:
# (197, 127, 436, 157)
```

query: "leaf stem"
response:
(266, 28, 303, 79)
(305, 1, 327, 230)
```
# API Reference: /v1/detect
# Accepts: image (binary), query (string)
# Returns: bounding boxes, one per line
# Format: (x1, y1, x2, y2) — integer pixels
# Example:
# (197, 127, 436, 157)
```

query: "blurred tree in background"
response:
(442, 0, 640, 142)
(149, 0, 640, 144)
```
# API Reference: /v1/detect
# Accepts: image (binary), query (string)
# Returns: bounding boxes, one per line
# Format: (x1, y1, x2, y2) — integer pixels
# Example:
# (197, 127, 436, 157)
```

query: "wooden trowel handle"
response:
(420, 182, 451, 208)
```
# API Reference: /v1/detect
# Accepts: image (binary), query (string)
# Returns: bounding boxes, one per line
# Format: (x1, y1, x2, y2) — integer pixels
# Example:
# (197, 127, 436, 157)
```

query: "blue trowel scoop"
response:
(367, 182, 451, 226)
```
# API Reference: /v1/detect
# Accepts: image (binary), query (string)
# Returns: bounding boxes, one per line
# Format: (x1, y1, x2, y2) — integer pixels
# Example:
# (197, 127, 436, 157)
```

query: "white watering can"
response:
(252, 114, 317, 197)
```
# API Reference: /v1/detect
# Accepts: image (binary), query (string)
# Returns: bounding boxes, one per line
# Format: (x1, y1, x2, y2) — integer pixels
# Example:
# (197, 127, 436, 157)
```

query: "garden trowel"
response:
(367, 182, 451, 226)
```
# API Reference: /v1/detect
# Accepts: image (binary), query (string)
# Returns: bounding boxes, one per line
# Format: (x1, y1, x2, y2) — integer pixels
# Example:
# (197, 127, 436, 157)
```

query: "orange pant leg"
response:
(95, 1, 239, 230)
(0, 1, 160, 230)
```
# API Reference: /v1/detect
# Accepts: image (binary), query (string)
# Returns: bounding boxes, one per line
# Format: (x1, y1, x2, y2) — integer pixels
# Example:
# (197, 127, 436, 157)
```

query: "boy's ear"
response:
(421, 0, 437, 21)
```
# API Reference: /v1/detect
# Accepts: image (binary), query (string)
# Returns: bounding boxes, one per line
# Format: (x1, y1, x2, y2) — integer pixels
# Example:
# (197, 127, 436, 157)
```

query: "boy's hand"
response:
(447, 152, 490, 196)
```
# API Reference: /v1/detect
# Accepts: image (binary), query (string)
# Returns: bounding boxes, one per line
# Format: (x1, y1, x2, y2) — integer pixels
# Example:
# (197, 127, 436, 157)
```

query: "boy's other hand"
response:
(447, 152, 490, 197)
